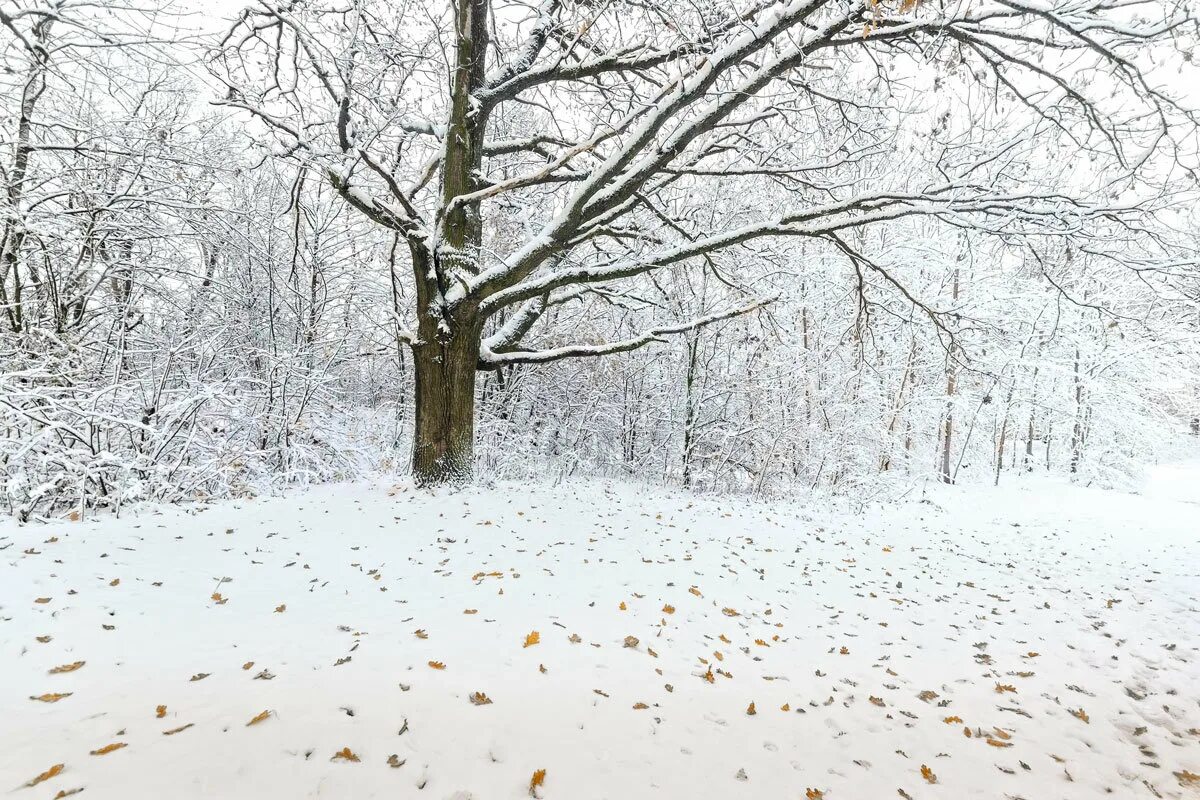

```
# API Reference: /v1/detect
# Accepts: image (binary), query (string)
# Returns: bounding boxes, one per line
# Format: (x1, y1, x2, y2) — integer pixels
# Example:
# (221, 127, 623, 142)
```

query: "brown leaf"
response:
(920, 764, 937, 784)
(463, 609, 478, 614)
(869, 696, 885, 707)
(806, 790, 825, 800)
(242, 661, 254, 670)
(721, 607, 739, 617)
(414, 629, 429, 639)
(623, 635, 639, 648)
(35, 597, 52, 604)
(839, 646, 849, 655)
(387, 754, 404, 768)
(49, 661, 85, 674)
(632, 702, 649, 709)
(469, 692, 493, 706)
(746, 702, 757, 716)
(89, 742, 127, 756)
(1175, 770, 1200, 786)
(942, 716, 963, 724)
(781, 703, 791, 711)
(428, 660, 446, 670)
(26, 764, 64, 787)
(36, 635, 52, 643)
(189, 673, 210, 681)
(619, 601, 627, 611)
(994, 683, 1017, 694)
(688, 586, 702, 597)
(331, 747, 360, 762)
(523, 631, 540, 648)
(109, 578, 120, 587)
(162, 723, 194, 736)
(1070, 708, 1089, 723)
(54, 789, 84, 799)
(156, 705, 167, 718)
(247, 710, 271, 726)
(662, 604, 675, 614)
(275, 604, 286, 613)
(30, 693, 72, 703)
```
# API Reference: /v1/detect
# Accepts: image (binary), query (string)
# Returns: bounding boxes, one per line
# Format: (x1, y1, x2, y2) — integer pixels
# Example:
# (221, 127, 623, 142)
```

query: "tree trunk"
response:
(411, 328, 480, 485)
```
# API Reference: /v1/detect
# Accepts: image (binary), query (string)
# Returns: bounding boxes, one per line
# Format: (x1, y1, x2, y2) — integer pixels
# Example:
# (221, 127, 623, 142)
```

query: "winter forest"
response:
(3, 1, 1200, 798)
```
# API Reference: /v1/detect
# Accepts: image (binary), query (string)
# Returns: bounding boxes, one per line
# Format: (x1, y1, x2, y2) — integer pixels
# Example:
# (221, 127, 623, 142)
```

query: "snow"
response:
(2, 469, 1198, 799)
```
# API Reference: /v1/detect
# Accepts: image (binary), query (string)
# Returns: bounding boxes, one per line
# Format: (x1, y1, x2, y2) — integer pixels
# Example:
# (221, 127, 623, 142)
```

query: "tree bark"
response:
(410, 323, 481, 485)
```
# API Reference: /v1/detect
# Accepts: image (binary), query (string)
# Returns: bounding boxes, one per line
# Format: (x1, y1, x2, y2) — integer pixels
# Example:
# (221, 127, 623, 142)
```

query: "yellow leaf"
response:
(806, 790, 825, 800)
(470, 692, 493, 706)
(428, 660, 446, 670)
(530, 768, 546, 792)
(30, 693, 72, 703)
(54, 789, 83, 799)
(26, 764, 64, 787)
(156, 705, 167, 718)
(921, 764, 937, 784)
(89, 742, 127, 756)
(986, 738, 1013, 748)
(619, 601, 627, 611)
(523, 631, 540, 648)
(781, 703, 791, 711)
(721, 607, 739, 617)
(633, 702, 649, 709)
(332, 747, 360, 762)
(247, 710, 271, 726)
(49, 661, 85, 674)
(1070, 708, 1089, 723)
(942, 715, 963, 724)
(662, 604, 675, 614)
(746, 702, 757, 715)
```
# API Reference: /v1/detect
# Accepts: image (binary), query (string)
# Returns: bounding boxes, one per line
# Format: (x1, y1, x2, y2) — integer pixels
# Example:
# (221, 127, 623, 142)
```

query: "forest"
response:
(0, 0, 1196, 519)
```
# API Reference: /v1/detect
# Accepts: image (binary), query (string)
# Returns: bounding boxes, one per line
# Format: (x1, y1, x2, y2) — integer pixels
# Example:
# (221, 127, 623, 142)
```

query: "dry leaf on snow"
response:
(26, 764, 64, 787)
(89, 743, 127, 756)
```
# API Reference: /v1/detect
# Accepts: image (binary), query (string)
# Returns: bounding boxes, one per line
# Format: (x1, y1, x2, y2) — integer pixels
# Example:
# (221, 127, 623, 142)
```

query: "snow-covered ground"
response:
(2, 468, 1198, 799)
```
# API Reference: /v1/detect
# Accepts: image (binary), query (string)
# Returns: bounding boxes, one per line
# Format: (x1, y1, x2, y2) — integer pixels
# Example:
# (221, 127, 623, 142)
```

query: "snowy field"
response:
(2, 469, 1198, 800)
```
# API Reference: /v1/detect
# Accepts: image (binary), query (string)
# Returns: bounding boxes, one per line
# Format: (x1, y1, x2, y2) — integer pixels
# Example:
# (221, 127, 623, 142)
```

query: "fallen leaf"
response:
(275, 604, 286, 613)
(869, 696, 885, 707)
(1070, 708, 1090, 723)
(633, 702, 649, 709)
(156, 705, 167, 718)
(806, 790, 825, 800)
(109, 578, 120, 587)
(995, 683, 1017, 694)
(619, 601, 627, 611)
(49, 661, 85, 674)
(89, 743, 127, 756)
(30, 693, 72, 703)
(530, 768, 546, 794)
(721, 607, 739, 617)
(623, 635, 639, 648)
(35, 597, 52, 604)
(463, 609, 478, 614)
(36, 635, 52, 643)
(781, 703, 791, 711)
(469, 692, 493, 706)
(428, 661, 446, 670)
(746, 702, 757, 715)
(189, 673, 210, 681)
(921, 764, 937, 784)
(162, 723, 194, 736)
(242, 662, 254, 670)
(839, 646, 849, 655)
(387, 754, 403, 768)
(524, 631, 540, 648)
(414, 629, 428, 639)
(332, 747, 360, 762)
(688, 587, 702, 597)
(247, 710, 271, 726)
(943, 716, 963, 724)
(662, 604, 675, 614)
(26, 764, 64, 787)
(54, 789, 84, 798)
